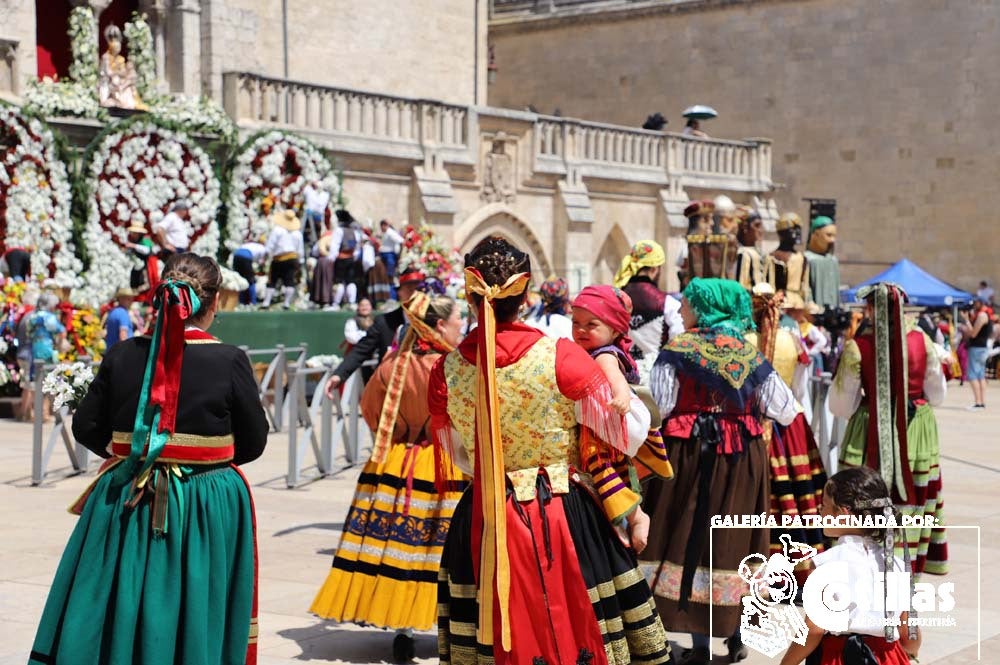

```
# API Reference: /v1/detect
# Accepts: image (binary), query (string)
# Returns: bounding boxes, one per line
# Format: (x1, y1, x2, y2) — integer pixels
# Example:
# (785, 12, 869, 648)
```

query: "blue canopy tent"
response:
(841, 258, 973, 307)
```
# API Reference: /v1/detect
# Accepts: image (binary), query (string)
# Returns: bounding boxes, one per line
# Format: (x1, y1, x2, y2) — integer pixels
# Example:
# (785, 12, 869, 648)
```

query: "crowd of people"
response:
(18, 192, 989, 665)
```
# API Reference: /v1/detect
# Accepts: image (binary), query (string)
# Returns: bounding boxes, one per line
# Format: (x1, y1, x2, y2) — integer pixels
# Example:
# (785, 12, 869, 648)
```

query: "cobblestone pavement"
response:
(1, 384, 997, 664)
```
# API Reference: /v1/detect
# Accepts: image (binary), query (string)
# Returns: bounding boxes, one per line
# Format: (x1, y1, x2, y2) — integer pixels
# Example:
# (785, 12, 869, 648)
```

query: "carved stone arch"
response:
(593, 223, 631, 285)
(454, 203, 554, 280)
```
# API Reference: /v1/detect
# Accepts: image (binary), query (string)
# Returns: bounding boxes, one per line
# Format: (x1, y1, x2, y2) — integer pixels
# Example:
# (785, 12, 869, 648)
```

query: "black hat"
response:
(335, 209, 356, 225)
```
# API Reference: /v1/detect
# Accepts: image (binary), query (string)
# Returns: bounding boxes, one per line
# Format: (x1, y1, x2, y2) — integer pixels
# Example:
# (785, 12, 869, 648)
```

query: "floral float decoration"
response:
(42, 362, 96, 411)
(0, 106, 82, 288)
(398, 222, 464, 285)
(225, 130, 340, 251)
(76, 119, 220, 307)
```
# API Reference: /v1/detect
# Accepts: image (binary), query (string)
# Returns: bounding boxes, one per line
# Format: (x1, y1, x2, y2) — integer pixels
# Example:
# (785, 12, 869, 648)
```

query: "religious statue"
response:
(733, 205, 765, 291)
(765, 212, 812, 309)
(482, 133, 515, 203)
(98, 25, 146, 110)
(804, 215, 840, 311)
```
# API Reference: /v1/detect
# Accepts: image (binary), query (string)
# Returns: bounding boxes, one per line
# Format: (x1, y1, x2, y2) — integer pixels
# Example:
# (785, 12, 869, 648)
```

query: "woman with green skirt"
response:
(29, 253, 269, 665)
(829, 282, 948, 575)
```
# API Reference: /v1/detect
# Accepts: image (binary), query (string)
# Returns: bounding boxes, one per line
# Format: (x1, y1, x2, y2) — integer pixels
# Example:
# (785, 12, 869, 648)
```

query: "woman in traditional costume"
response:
(430, 236, 671, 665)
(745, 284, 827, 557)
(29, 254, 269, 665)
(829, 282, 947, 575)
(640, 278, 797, 665)
(310, 292, 468, 662)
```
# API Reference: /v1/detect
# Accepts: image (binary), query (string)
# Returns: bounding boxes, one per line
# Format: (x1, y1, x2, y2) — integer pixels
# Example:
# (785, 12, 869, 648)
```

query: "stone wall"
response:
(0, 0, 36, 100)
(202, 0, 486, 105)
(488, 0, 1000, 291)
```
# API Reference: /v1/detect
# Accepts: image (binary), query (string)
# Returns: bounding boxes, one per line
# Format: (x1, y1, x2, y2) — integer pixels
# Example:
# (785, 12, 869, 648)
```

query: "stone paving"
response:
(1, 384, 997, 664)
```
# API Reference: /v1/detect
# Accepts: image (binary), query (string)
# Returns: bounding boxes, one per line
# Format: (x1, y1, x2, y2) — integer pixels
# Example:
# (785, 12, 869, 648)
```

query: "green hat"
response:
(810, 215, 834, 234)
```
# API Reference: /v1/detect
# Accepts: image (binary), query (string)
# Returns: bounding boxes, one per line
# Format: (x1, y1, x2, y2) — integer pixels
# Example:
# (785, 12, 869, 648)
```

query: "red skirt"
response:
(819, 634, 911, 665)
(769, 412, 827, 555)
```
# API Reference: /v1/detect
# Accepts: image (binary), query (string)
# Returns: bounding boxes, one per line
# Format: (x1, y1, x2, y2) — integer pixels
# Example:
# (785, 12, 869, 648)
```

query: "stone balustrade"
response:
(223, 72, 469, 153)
(223, 71, 771, 192)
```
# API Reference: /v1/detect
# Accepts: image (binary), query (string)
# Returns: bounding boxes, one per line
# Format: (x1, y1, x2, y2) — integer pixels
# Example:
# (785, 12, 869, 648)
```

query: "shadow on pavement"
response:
(277, 623, 437, 662)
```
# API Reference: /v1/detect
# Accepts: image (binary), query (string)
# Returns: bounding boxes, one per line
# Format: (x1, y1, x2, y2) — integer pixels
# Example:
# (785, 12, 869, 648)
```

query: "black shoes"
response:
(392, 633, 415, 662)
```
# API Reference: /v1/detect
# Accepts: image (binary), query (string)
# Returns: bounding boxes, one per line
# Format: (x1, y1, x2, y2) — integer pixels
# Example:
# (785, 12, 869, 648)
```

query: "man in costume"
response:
(733, 205, 765, 291)
(829, 282, 948, 575)
(324, 267, 428, 393)
(613, 240, 684, 382)
(766, 212, 812, 309)
(804, 215, 840, 311)
(262, 210, 305, 310)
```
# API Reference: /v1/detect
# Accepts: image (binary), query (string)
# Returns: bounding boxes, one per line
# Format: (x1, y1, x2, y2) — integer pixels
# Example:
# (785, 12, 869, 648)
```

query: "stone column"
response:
(166, 0, 202, 95)
(139, 0, 167, 88)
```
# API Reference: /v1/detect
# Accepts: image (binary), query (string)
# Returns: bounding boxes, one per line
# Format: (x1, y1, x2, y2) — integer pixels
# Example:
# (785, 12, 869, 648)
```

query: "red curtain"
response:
(35, 0, 72, 79)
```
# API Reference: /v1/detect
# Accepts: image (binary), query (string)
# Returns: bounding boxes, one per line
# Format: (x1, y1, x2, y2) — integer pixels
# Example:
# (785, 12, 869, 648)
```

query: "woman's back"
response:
(72, 332, 268, 465)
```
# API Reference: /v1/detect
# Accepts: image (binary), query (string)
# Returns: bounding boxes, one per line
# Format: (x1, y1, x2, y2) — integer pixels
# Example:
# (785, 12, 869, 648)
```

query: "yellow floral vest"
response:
(444, 336, 579, 501)
(746, 329, 800, 388)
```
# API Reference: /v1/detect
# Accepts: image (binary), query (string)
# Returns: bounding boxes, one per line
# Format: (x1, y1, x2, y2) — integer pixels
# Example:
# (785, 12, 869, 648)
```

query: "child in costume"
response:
(570, 285, 673, 552)
(779, 466, 921, 665)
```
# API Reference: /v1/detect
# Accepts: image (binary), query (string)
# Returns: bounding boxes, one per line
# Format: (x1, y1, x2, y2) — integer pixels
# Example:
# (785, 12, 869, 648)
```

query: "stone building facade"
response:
(0, 0, 776, 293)
(488, 0, 1000, 290)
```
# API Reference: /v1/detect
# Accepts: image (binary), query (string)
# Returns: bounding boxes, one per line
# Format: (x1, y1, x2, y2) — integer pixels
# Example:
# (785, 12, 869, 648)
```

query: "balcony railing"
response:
(223, 72, 468, 150)
(223, 71, 771, 192)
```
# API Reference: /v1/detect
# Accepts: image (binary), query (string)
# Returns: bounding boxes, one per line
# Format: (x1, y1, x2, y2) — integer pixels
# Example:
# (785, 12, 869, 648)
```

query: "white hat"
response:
(713, 195, 736, 213)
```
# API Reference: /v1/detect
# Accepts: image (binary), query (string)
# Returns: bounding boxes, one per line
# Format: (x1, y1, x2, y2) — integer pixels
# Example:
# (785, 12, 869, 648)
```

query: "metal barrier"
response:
(809, 371, 844, 476)
(241, 344, 308, 432)
(284, 359, 375, 488)
(31, 360, 96, 486)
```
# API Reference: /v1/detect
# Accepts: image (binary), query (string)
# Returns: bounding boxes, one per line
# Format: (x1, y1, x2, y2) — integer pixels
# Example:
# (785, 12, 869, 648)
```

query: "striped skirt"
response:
(768, 412, 827, 555)
(438, 477, 671, 665)
(840, 403, 947, 575)
(310, 441, 467, 631)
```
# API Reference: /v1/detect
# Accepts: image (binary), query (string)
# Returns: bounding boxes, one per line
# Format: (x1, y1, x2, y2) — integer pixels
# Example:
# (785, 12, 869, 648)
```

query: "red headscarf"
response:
(572, 285, 635, 359)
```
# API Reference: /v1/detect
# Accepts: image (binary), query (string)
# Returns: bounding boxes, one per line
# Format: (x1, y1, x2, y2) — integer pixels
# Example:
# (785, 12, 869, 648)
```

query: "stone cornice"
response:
(489, 0, 805, 34)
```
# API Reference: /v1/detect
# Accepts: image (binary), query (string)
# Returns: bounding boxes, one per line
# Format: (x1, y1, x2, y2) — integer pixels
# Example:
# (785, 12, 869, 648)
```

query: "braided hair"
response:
(464, 236, 531, 322)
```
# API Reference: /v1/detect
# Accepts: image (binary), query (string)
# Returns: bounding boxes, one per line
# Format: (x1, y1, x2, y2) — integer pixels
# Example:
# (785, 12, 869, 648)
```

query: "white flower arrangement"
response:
(122, 13, 157, 103)
(23, 7, 104, 120)
(225, 131, 340, 251)
(150, 96, 238, 142)
(42, 362, 96, 411)
(305, 354, 343, 369)
(219, 266, 250, 291)
(0, 107, 82, 288)
(76, 121, 221, 307)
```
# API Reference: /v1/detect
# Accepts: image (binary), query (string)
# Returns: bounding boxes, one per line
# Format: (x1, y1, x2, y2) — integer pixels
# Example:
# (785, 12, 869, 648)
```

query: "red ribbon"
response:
(149, 282, 196, 435)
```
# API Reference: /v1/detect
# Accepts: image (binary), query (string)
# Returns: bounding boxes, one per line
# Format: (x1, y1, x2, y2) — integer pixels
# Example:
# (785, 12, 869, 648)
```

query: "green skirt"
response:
(29, 463, 258, 665)
(840, 403, 947, 575)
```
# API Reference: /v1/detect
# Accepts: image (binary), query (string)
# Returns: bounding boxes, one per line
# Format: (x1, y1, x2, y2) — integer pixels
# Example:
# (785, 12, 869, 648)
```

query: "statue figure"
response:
(98, 25, 146, 110)
(804, 215, 840, 311)
(766, 212, 812, 309)
(482, 133, 515, 203)
(733, 205, 765, 291)
(680, 199, 733, 287)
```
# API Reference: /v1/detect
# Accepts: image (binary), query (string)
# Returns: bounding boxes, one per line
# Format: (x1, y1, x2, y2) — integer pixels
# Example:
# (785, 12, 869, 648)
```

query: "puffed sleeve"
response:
(72, 349, 114, 458)
(649, 360, 680, 418)
(829, 339, 863, 418)
(758, 371, 797, 426)
(921, 332, 947, 407)
(428, 353, 471, 475)
(360, 354, 392, 432)
(663, 296, 685, 343)
(230, 351, 269, 465)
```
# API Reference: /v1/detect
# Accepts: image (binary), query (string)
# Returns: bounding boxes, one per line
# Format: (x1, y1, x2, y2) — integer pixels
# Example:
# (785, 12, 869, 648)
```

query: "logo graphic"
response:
(737, 534, 817, 658)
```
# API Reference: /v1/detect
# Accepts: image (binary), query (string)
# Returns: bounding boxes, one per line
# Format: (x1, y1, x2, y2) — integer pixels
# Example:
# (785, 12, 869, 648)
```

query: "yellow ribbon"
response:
(463, 267, 530, 652)
(370, 292, 454, 464)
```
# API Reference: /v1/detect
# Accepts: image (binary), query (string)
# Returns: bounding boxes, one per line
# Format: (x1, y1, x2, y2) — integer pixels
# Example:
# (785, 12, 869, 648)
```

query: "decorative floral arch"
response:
(225, 130, 340, 251)
(76, 119, 220, 307)
(0, 105, 81, 286)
